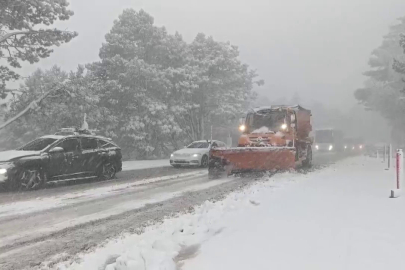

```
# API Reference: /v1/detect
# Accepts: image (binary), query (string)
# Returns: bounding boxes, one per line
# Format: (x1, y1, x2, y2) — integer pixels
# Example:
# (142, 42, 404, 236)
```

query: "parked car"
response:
(0, 128, 122, 191)
(170, 140, 227, 168)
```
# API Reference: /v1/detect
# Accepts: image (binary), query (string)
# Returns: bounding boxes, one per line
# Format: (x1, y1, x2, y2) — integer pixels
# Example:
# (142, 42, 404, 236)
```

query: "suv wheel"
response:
(18, 169, 45, 191)
(98, 163, 117, 180)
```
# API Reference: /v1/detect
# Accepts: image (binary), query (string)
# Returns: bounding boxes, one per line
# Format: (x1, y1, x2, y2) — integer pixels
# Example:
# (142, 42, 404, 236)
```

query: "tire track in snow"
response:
(0, 173, 232, 263)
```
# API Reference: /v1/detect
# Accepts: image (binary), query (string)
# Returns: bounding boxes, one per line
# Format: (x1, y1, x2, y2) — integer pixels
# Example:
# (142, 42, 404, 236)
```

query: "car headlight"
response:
(281, 123, 287, 130)
(344, 145, 347, 149)
(239, 125, 246, 132)
(0, 163, 13, 174)
(315, 145, 319, 150)
(170, 154, 174, 157)
(193, 153, 201, 157)
(359, 145, 363, 149)
(329, 145, 333, 151)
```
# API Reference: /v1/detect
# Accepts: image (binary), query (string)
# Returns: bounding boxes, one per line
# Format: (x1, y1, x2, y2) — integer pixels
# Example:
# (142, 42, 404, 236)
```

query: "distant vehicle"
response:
(170, 140, 227, 168)
(314, 128, 344, 152)
(0, 128, 122, 191)
(344, 137, 364, 152)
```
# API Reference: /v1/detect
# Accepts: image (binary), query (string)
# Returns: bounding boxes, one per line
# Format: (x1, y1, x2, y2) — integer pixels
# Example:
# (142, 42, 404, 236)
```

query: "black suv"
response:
(0, 129, 122, 190)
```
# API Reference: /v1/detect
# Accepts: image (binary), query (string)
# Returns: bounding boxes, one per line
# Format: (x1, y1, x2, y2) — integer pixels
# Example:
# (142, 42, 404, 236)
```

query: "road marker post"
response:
(383, 145, 386, 163)
(390, 149, 403, 198)
(386, 144, 392, 170)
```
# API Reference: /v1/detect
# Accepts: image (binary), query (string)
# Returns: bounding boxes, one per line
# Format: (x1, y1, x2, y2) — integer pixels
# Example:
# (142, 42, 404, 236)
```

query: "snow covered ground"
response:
(122, 159, 170, 171)
(46, 155, 405, 270)
(0, 171, 205, 219)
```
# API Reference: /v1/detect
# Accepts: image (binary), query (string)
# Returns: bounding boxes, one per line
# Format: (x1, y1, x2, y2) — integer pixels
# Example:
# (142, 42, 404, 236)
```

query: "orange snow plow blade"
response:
(208, 147, 296, 179)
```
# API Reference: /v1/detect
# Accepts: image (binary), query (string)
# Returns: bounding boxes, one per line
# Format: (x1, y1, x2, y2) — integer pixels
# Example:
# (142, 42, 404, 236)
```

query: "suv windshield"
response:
(18, 138, 58, 151)
(187, 142, 210, 148)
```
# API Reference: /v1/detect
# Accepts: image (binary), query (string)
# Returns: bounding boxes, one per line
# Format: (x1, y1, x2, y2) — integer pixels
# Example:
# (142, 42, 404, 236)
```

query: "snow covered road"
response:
(121, 159, 170, 171)
(182, 156, 405, 270)
(0, 152, 345, 270)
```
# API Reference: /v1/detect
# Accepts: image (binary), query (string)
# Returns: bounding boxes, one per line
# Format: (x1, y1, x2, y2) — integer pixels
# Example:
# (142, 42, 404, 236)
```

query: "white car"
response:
(170, 140, 227, 168)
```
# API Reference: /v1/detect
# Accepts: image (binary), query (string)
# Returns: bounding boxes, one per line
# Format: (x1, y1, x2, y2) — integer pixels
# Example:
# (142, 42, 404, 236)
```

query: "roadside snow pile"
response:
(48, 169, 303, 270)
(182, 157, 405, 270)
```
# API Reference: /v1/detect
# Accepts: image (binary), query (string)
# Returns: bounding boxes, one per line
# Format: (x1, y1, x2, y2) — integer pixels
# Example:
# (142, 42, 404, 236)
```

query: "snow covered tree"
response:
(87, 9, 185, 158)
(290, 92, 301, 105)
(179, 33, 261, 141)
(3, 66, 99, 148)
(89, 9, 262, 158)
(355, 16, 405, 143)
(0, 0, 77, 97)
(393, 33, 405, 89)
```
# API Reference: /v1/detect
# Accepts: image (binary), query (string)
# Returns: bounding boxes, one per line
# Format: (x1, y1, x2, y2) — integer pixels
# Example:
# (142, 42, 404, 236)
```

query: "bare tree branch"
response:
(0, 86, 63, 130)
(0, 31, 34, 43)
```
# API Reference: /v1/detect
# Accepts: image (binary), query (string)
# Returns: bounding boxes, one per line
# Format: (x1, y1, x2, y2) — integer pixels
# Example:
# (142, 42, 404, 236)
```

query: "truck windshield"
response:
(18, 138, 58, 151)
(250, 112, 286, 132)
(315, 130, 334, 143)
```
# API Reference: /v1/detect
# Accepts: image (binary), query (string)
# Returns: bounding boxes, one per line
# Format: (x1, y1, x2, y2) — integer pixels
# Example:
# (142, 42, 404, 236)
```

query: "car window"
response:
(98, 139, 115, 149)
(56, 138, 80, 152)
(19, 138, 58, 151)
(187, 142, 210, 148)
(81, 138, 98, 150)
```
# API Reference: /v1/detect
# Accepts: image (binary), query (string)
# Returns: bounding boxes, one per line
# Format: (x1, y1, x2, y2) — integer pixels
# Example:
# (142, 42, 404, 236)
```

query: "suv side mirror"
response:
(49, 147, 64, 153)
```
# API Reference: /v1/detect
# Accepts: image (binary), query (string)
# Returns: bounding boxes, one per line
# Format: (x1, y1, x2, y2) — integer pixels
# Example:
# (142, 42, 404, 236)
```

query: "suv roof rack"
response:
(55, 127, 98, 136)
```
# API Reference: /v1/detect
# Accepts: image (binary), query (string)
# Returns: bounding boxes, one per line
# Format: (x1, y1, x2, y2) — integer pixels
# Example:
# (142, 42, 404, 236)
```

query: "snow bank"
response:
(182, 157, 405, 270)
(45, 168, 303, 270)
(46, 156, 400, 270)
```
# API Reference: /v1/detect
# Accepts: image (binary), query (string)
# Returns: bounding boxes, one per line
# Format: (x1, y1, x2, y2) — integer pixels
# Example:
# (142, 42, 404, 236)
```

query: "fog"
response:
(12, 0, 405, 142)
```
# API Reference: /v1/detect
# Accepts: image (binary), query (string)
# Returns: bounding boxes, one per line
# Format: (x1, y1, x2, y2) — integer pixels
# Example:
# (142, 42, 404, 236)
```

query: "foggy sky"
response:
(18, 0, 405, 109)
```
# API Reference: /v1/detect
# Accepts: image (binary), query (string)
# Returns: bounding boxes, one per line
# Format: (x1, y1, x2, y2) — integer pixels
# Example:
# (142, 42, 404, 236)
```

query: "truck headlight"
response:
(315, 145, 319, 150)
(170, 154, 174, 157)
(281, 123, 287, 130)
(329, 145, 333, 151)
(239, 125, 246, 132)
(0, 168, 6, 174)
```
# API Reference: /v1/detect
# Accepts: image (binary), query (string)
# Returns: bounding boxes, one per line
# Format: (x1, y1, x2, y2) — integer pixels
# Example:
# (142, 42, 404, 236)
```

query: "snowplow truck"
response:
(208, 105, 313, 178)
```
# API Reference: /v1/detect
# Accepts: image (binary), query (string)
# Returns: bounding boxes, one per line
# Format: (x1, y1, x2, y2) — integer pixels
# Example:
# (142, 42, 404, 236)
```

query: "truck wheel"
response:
(302, 145, 312, 167)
